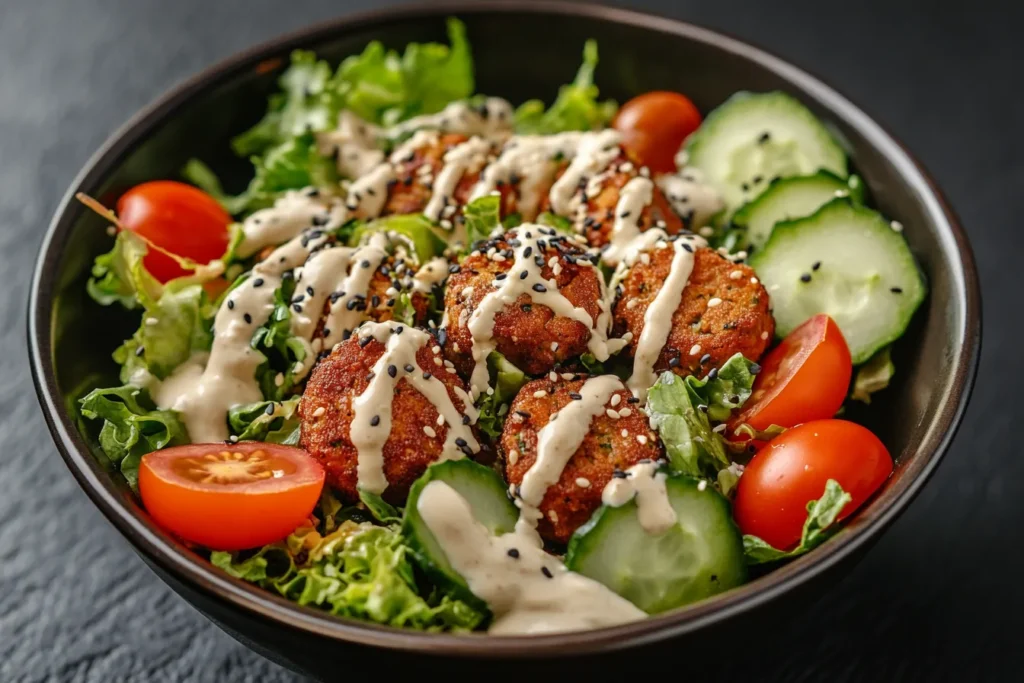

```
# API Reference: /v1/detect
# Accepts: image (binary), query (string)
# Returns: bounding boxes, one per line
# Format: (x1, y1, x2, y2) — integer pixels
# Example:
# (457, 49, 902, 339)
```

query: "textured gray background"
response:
(3, 0, 1020, 681)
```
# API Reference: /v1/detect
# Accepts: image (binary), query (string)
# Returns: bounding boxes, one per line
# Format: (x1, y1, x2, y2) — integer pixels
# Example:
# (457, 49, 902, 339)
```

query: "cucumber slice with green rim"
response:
(749, 198, 926, 363)
(402, 459, 518, 608)
(564, 475, 746, 614)
(732, 172, 863, 251)
(686, 91, 848, 218)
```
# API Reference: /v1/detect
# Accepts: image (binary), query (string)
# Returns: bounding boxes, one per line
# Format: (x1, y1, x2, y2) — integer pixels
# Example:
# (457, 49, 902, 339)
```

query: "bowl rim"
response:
(27, 0, 981, 659)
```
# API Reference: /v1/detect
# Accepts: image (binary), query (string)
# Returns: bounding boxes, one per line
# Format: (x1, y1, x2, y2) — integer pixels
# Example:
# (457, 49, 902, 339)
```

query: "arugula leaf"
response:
(358, 489, 402, 524)
(645, 353, 759, 477)
(514, 40, 617, 134)
(86, 231, 163, 309)
(211, 522, 484, 631)
(463, 194, 502, 247)
(850, 346, 894, 404)
(475, 352, 528, 439)
(79, 385, 189, 489)
(228, 396, 301, 444)
(743, 480, 853, 565)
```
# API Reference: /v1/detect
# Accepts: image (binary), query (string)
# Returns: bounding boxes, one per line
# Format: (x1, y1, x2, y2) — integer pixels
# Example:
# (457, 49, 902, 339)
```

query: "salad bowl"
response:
(28, 1, 980, 677)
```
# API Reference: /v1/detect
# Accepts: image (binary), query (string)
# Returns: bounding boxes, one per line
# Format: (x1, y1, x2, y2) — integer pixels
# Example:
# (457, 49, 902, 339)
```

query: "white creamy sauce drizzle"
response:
(423, 136, 493, 221)
(412, 256, 450, 293)
(462, 224, 621, 398)
(236, 191, 349, 260)
(549, 129, 622, 216)
(513, 375, 624, 543)
(657, 170, 724, 231)
(155, 230, 330, 442)
(601, 176, 654, 266)
(349, 322, 479, 494)
(620, 231, 708, 401)
(601, 462, 677, 535)
(417, 479, 646, 634)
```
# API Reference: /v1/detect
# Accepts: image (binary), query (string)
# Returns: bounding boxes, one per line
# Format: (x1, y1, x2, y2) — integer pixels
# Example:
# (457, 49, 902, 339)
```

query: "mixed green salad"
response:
(77, 18, 925, 634)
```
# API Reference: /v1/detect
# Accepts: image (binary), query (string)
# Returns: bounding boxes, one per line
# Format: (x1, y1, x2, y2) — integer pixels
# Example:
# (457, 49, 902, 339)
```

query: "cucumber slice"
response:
(686, 91, 847, 217)
(732, 172, 862, 251)
(402, 459, 519, 608)
(750, 198, 926, 363)
(564, 475, 745, 614)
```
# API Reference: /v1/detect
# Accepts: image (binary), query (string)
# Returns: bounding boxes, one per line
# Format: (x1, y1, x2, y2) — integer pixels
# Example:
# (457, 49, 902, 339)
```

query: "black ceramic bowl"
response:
(28, 1, 980, 678)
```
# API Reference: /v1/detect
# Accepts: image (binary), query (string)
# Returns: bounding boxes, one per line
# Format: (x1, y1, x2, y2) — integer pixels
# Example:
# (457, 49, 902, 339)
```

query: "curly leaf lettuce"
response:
(514, 40, 617, 134)
(645, 353, 758, 477)
(743, 480, 853, 565)
(212, 523, 484, 631)
(349, 213, 447, 264)
(250, 279, 308, 402)
(475, 352, 528, 439)
(228, 396, 301, 444)
(86, 231, 163, 309)
(463, 194, 502, 247)
(79, 385, 189, 489)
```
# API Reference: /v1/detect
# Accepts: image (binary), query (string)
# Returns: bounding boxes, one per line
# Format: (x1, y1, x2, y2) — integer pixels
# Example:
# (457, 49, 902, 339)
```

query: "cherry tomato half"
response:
(733, 314, 852, 434)
(734, 420, 893, 549)
(139, 442, 325, 551)
(117, 181, 231, 283)
(613, 91, 703, 173)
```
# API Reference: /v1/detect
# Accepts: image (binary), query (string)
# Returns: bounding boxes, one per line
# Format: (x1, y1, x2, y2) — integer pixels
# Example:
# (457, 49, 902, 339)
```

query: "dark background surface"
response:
(2, 0, 1019, 680)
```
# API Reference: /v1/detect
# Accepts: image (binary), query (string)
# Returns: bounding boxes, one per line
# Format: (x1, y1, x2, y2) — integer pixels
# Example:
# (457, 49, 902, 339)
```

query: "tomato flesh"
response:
(733, 314, 852, 433)
(613, 91, 703, 173)
(734, 420, 893, 549)
(139, 442, 325, 551)
(117, 181, 232, 283)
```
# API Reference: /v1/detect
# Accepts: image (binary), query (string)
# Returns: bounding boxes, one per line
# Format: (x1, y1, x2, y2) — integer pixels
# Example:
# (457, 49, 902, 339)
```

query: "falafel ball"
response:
(442, 227, 605, 379)
(501, 375, 664, 544)
(613, 244, 774, 378)
(300, 325, 476, 504)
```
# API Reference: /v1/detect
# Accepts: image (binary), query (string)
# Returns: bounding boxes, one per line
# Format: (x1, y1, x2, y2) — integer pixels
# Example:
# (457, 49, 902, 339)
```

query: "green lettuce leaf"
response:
(850, 346, 894, 404)
(536, 211, 574, 234)
(463, 194, 502, 246)
(86, 231, 163, 309)
(475, 352, 528, 439)
(743, 480, 853, 565)
(349, 213, 447, 264)
(211, 522, 484, 631)
(645, 354, 758, 477)
(250, 278, 308, 402)
(136, 284, 214, 379)
(228, 396, 301, 444)
(514, 40, 617, 134)
(79, 385, 189, 489)
(358, 489, 402, 524)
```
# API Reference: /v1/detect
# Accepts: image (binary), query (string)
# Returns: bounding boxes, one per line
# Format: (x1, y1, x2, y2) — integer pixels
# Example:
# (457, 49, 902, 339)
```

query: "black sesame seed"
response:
(707, 367, 719, 380)
(394, 326, 404, 335)
(697, 404, 708, 413)
(449, 264, 461, 274)
(532, 283, 547, 293)
(437, 329, 447, 347)
(519, 271, 529, 280)
(700, 353, 711, 365)
(521, 303, 533, 312)
(253, 278, 264, 287)
(359, 336, 372, 348)
(311, 214, 329, 227)
(423, 372, 433, 380)
(282, 271, 294, 281)
(386, 298, 396, 307)
(227, 300, 235, 310)
(613, 470, 627, 479)
(812, 261, 822, 271)
(627, 397, 640, 404)
(668, 357, 680, 368)
(507, 548, 520, 559)
(306, 286, 314, 296)
(800, 273, 812, 283)
(741, 183, 750, 192)
(750, 363, 762, 375)
(455, 437, 468, 448)
(243, 313, 252, 324)
(682, 243, 693, 253)
(265, 404, 275, 415)
(462, 414, 471, 425)
(758, 131, 771, 144)
(515, 410, 531, 419)
(541, 566, 553, 579)
(371, 295, 380, 307)
(523, 246, 533, 258)
(387, 365, 397, 378)
(619, 211, 631, 219)
(891, 287, 903, 294)
(370, 415, 380, 427)
(495, 273, 507, 281)
(361, 260, 371, 269)
(346, 299, 359, 311)
(404, 364, 414, 373)
(569, 392, 583, 401)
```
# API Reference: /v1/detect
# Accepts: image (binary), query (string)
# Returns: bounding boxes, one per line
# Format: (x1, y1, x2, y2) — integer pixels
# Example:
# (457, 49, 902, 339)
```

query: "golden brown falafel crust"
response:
(501, 376, 663, 544)
(299, 334, 473, 505)
(613, 246, 774, 378)
(443, 231, 604, 378)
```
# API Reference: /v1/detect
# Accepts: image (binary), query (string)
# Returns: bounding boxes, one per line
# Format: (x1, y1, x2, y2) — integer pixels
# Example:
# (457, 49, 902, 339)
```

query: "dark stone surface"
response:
(2, 0, 1018, 680)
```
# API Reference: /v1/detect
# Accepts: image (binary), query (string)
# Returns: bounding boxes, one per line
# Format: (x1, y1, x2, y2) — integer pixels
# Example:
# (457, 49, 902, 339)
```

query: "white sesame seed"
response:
(446, 367, 457, 374)
(689, 344, 702, 356)
(437, 414, 445, 426)
(550, 342, 559, 352)
(549, 372, 558, 382)
(620, 162, 634, 173)
(606, 409, 619, 419)
(561, 373, 574, 380)
(640, 253, 650, 265)
(274, 373, 284, 387)
(761, 331, 769, 340)
(698, 480, 708, 491)
(508, 450, 519, 465)
(145, 317, 159, 326)
(434, 357, 443, 366)
(533, 390, 547, 398)
(548, 510, 559, 523)
(750, 276, 759, 285)
(229, 435, 239, 443)
(621, 429, 629, 437)
(699, 226, 715, 237)
(105, 225, 117, 236)
(636, 435, 648, 445)
(576, 477, 591, 488)
(432, 345, 441, 354)
(619, 408, 632, 417)
(707, 297, 723, 308)
(423, 426, 437, 438)
(712, 424, 727, 433)
(440, 219, 453, 230)
(891, 220, 904, 232)
(626, 299, 638, 310)
(312, 406, 325, 418)
(486, 387, 494, 396)
(452, 342, 461, 353)
(611, 394, 622, 407)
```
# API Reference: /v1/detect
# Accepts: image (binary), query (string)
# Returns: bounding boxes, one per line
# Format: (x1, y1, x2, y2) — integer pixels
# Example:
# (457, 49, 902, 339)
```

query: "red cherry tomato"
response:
(117, 181, 231, 283)
(613, 91, 703, 173)
(734, 420, 893, 549)
(139, 442, 325, 551)
(733, 314, 852, 434)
